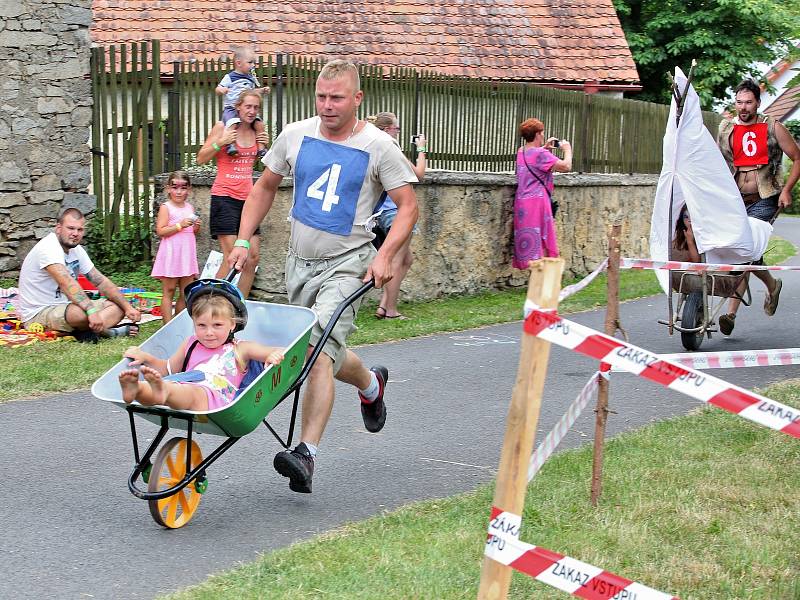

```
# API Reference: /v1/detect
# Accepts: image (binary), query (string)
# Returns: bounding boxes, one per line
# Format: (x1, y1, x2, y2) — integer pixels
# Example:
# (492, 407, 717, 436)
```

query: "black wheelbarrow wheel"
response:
(148, 437, 204, 529)
(680, 291, 705, 352)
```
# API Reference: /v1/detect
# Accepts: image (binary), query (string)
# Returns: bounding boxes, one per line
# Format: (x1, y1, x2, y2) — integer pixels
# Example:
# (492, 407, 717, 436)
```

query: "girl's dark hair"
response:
(674, 204, 689, 250)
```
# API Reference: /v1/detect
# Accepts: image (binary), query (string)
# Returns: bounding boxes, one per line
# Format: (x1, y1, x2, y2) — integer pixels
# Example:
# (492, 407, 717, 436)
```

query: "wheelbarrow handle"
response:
(288, 279, 375, 393)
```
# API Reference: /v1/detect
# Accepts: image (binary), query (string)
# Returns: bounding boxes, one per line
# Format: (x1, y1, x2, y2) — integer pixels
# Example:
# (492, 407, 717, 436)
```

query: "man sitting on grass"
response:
(17, 208, 141, 342)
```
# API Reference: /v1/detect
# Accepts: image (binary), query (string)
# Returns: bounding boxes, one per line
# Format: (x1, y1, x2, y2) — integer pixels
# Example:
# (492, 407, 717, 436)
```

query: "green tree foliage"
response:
(613, 0, 800, 109)
(785, 119, 800, 140)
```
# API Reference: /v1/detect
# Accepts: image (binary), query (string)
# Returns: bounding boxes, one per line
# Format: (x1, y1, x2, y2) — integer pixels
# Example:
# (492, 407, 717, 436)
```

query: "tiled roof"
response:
(764, 85, 800, 121)
(90, 0, 640, 87)
(764, 85, 800, 122)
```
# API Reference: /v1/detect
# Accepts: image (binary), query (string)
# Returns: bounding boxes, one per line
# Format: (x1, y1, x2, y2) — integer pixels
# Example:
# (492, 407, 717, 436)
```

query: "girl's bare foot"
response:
(119, 369, 141, 404)
(141, 365, 167, 406)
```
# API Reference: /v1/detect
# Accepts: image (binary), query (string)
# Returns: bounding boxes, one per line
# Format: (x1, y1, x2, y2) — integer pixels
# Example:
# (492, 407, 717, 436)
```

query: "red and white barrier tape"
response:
(559, 258, 609, 303)
(486, 507, 678, 599)
(523, 308, 800, 439)
(528, 372, 600, 481)
(621, 257, 800, 273)
(611, 348, 800, 372)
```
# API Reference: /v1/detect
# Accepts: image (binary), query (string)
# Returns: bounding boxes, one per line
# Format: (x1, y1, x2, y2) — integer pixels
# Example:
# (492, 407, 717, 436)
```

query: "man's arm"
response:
(229, 168, 284, 270)
(44, 263, 107, 331)
(775, 122, 800, 208)
(365, 183, 418, 287)
(86, 267, 140, 322)
(45, 263, 95, 313)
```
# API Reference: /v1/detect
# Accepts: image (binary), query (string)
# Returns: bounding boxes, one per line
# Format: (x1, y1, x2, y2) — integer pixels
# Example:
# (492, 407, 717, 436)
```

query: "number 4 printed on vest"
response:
(292, 136, 369, 236)
(307, 164, 341, 212)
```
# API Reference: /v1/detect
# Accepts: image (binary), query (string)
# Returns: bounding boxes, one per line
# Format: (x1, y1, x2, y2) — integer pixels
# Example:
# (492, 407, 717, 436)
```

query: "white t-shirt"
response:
(263, 117, 417, 258)
(17, 232, 94, 322)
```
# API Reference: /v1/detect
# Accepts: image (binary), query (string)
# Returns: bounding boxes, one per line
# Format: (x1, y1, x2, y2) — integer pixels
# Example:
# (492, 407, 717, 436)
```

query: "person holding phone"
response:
(512, 117, 572, 269)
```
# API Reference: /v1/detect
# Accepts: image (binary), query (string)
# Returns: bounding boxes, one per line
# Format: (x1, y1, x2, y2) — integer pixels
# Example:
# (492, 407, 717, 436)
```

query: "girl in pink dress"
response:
(513, 118, 573, 269)
(151, 171, 201, 324)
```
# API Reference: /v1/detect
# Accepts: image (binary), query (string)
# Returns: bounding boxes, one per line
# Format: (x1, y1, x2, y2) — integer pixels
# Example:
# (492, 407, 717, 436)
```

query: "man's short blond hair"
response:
(318, 59, 360, 91)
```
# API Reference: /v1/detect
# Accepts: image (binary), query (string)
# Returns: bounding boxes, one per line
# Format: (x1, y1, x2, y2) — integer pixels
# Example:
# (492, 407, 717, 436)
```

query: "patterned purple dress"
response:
(513, 146, 559, 269)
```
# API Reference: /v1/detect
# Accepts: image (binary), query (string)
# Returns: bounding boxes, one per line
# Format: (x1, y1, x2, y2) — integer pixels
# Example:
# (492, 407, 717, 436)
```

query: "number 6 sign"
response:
(732, 123, 768, 166)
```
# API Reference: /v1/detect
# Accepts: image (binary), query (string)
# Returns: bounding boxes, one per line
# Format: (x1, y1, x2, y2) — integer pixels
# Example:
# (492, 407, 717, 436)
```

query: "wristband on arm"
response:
(85, 306, 100, 316)
(212, 142, 221, 151)
(234, 239, 251, 249)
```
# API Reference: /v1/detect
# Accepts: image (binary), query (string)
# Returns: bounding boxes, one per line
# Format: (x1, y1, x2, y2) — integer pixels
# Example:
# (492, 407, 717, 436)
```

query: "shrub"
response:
(83, 216, 152, 275)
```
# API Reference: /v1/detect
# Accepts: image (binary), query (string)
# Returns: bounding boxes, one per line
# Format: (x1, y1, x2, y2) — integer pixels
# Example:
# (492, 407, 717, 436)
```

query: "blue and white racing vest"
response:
(292, 136, 370, 236)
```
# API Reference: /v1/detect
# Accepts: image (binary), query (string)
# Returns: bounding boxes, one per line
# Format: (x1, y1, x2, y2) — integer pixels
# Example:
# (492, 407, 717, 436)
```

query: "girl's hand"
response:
(178, 217, 194, 229)
(218, 126, 237, 146)
(193, 219, 201, 232)
(265, 350, 284, 365)
(124, 346, 148, 366)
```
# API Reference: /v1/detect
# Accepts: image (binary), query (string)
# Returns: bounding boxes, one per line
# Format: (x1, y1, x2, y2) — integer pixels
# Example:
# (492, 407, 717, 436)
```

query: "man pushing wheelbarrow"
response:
(715, 78, 800, 336)
(229, 59, 419, 494)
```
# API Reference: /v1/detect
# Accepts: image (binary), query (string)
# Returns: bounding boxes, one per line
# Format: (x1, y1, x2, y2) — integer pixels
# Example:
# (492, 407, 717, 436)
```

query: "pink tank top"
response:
(183, 334, 246, 406)
(209, 143, 258, 200)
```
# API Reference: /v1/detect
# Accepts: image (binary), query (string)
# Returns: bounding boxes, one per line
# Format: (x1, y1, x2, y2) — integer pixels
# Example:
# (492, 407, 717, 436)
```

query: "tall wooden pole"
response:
(590, 221, 622, 506)
(478, 257, 564, 600)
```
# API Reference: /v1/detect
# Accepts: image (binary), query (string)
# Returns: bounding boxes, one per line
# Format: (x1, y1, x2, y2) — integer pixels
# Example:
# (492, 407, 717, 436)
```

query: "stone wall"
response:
(0, 1, 93, 273)
(157, 170, 658, 300)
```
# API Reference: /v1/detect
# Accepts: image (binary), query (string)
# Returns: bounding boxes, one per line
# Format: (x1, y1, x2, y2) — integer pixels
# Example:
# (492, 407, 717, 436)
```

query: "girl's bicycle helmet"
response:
(183, 278, 248, 333)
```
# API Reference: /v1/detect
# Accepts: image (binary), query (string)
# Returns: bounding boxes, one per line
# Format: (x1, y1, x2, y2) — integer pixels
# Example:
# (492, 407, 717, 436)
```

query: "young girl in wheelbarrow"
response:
(119, 279, 284, 412)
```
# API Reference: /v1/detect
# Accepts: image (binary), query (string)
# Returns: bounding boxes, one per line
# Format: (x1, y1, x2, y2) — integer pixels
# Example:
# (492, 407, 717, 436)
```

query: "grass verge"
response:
(1, 235, 793, 403)
(162, 385, 800, 600)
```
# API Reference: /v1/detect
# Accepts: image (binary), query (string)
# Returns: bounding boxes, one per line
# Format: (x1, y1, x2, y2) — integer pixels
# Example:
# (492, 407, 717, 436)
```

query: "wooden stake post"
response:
(590, 222, 622, 506)
(478, 258, 564, 600)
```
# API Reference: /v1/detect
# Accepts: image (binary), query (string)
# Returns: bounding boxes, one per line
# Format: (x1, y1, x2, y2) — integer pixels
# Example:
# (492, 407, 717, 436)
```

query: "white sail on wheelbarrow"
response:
(650, 66, 773, 350)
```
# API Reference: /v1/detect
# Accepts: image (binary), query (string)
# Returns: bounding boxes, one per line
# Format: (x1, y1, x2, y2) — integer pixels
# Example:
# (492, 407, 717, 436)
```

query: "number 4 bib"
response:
(292, 136, 370, 236)
(732, 123, 768, 167)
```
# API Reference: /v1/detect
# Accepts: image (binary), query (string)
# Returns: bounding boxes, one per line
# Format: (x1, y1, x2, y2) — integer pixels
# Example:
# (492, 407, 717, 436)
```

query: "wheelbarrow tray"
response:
(92, 301, 316, 438)
(671, 271, 745, 298)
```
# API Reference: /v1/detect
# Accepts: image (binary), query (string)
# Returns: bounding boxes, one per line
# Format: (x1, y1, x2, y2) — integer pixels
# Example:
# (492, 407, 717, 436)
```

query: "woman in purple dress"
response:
(513, 118, 573, 269)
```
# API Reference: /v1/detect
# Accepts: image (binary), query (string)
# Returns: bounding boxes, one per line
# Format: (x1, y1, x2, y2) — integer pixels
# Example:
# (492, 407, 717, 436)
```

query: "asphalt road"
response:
(2, 219, 799, 599)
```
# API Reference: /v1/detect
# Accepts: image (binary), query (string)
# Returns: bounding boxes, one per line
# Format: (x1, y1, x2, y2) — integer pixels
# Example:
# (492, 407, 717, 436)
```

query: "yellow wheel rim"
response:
(148, 438, 203, 529)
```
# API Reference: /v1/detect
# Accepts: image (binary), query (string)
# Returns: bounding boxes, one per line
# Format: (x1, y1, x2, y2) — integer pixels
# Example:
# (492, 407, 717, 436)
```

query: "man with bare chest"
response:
(716, 79, 800, 335)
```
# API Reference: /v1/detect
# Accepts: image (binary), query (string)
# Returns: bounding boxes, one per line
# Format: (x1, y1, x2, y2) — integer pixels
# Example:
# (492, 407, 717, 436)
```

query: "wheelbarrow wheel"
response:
(680, 291, 705, 351)
(148, 437, 203, 529)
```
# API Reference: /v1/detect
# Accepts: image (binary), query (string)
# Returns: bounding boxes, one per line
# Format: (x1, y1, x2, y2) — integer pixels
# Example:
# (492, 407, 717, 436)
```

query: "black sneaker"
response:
(226, 143, 238, 156)
(273, 443, 314, 493)
(359, 366, 388, 433)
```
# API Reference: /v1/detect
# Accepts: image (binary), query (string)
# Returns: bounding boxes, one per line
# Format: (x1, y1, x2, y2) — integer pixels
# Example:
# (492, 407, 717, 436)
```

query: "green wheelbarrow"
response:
(92, 281, 374, 528)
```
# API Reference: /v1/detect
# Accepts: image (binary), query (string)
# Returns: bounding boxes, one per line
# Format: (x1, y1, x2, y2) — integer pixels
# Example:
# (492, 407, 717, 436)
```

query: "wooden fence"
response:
(90, 40, 162, 249)
(90, 41, 723, 246)
(172, 54, 722, 174)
